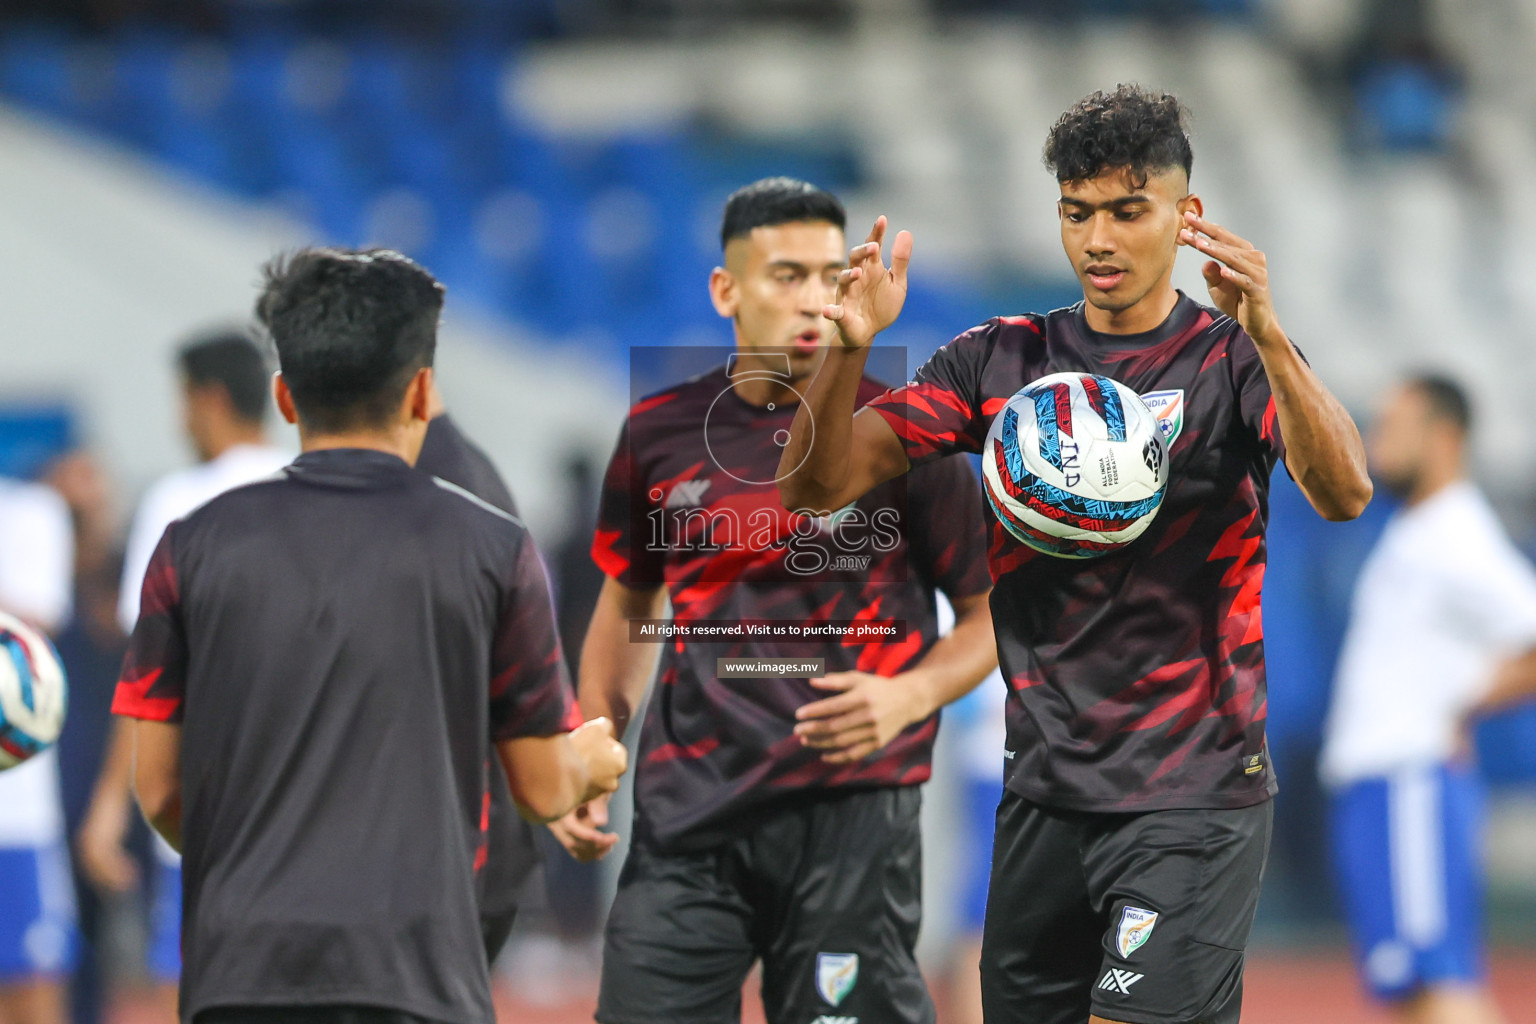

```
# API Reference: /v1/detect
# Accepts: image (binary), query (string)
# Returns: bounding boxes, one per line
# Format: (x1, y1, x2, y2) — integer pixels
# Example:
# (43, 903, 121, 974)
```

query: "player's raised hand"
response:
(570, 716, 628, 800)
(1178, 211, 1281, 344)
(792, 671, 929, 764)
(548, 792, 620, 863)
(823, 216, 913, 349)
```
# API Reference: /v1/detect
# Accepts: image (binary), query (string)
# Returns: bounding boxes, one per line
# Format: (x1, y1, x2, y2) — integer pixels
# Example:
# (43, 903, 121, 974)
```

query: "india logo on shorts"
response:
(1115, 907, 1159, 959)
(816, 952, 859, 1007)
(1140, 390, 1185, 446)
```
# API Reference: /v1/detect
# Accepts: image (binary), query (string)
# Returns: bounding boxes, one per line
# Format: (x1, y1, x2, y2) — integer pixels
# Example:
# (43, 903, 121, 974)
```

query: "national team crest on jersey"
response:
(1115, 907, 1158, 958)
(1140, 390, 1185, 446)
(816, 953, 859, 1007)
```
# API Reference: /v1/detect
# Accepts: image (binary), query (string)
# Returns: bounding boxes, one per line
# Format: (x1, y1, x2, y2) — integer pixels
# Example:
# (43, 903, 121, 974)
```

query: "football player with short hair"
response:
(113, 248, 626, 1024)
(779, 85, 1372, 1024)
(550, 177, 997, 1024)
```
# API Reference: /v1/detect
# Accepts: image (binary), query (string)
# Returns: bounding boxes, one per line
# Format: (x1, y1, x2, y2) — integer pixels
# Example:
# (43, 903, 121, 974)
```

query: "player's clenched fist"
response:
(571, 716, 628, 801)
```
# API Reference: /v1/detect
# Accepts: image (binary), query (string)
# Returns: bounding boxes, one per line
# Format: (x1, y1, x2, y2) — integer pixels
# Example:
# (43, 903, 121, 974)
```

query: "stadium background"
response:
(2, 0, 1535, 1021)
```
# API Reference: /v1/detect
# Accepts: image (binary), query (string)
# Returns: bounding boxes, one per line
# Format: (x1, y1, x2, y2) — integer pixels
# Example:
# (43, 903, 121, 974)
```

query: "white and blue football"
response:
(982, 372, 1169, 559)
(0, 611, 68, 771)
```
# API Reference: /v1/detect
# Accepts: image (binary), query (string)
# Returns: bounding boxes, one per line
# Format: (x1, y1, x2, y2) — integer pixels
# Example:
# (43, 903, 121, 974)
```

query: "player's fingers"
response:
(804, 724, 879, 752)
(1202, 260, 1224, 284)
(795, 691, 864, 722)
(1218, 264, 1258, 291)
(796, 713, 874, 744)
(1181, 232, 1262, 276)
(562, 818, 608, 844)
(823, 303, 844, 321)
(865, 215, 887, 246)
(547, 824, 581, 856)
(809, 673, 860, 691)
(1183, 210, 1250, 248)
(574, 835, 620, 863)
(890, 230, 913, 283)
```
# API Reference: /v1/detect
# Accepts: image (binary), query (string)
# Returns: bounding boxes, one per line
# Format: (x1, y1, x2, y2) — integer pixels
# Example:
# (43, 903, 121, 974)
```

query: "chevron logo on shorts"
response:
(1099, 969, 1144, 995)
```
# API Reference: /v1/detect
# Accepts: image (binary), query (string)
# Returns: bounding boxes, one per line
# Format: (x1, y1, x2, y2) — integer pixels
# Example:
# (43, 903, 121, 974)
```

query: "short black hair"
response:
(1406, 372, 1472, 434)
(256, 248, 443, 433)
(720, 177, 846, 250)
(177, 330, 271, 425)
(1044, 84, 1193, 186)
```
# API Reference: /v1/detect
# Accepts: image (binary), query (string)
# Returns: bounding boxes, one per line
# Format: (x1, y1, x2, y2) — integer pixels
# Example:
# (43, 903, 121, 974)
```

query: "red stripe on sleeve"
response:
(112, 667, 183, 722)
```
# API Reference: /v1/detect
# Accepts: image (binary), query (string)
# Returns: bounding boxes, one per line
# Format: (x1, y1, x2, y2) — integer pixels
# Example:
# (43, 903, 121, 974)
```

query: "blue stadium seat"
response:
(0, 27, 77, 118)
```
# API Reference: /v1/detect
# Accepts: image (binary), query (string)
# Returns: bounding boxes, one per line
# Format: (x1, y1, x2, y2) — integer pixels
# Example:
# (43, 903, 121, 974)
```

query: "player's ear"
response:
(1179, 192, 1204, 220)
(709, 266, 738, 318)
(273, 373, 298, 426)
(404, 367, 433, 424)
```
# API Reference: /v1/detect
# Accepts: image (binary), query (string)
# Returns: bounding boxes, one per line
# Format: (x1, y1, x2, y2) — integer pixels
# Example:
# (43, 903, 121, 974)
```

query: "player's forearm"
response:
(893, 594, 997, 720)
(90, 717, 136, 810)
(778, 346, 874, 513)
(1473, 646, 1536, 716)
(497, 735, 592, 823)
(129, 719, 184, 851)
(131, 748, 183, 851)
(1257, 332, 1371, 521)
(577, 581, 665, 736)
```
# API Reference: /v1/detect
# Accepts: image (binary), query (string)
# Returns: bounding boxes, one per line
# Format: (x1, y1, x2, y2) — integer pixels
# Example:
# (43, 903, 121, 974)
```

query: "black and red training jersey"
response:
(416, 413, 541, 963)
(867, 293, 1288, 813)
(594, 364, 992, 853)
(112, 448, 573, 1024)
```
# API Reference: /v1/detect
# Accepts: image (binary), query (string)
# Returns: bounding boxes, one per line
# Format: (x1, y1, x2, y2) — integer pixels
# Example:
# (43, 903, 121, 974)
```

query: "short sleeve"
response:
(1232, 330, 1304, 464)
(590, 419, 665, 587)
(906, 455, 992, 601)
(490, 538, 577, 741)
(866, 321, 996, 466)
(112, 525, 187, 723)
(1444, 535, 1536, 654)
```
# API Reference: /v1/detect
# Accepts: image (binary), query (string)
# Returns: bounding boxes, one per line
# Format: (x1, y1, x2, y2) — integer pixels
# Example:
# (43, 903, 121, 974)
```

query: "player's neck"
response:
(1081, 283, 1180, 335)
(1404, 465, 1464, 508)
(731, 374, 801, 407)
(200, 424, 266, 463)
(298, 427, 423, 467)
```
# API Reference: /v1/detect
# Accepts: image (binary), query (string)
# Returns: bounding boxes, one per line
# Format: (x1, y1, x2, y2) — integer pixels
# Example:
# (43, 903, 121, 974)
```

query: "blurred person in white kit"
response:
(75, 330, 289, 1016)
(1322, 374, 1536, 1024)
(0, 470, 76, 1024)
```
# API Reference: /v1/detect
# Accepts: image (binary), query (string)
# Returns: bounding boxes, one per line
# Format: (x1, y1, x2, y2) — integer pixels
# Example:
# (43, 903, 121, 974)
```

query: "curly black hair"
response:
(1043, 85, 1192, 186)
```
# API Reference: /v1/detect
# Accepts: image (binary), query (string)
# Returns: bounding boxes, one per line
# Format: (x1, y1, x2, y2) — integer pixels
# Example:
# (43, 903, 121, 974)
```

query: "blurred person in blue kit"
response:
(0, 471, 78, 1024)
(76, 330, 290, 1019)
(1322, 374, 1536, 1024)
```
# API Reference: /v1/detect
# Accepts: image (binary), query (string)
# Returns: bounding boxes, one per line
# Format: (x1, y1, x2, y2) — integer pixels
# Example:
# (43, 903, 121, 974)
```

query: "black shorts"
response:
(981, 792, 1273, 1024)
(597, 787, 934, 1024)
